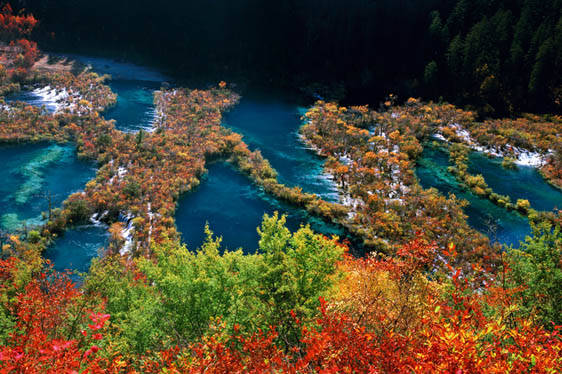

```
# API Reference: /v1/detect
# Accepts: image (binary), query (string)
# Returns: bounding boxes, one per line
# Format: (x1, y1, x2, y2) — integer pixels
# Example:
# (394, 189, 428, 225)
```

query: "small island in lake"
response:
(0, 2, 560, 372)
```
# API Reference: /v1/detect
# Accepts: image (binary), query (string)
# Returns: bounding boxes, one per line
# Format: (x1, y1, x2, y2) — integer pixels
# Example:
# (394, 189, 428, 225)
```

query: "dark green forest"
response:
(13, 0, 562, 114)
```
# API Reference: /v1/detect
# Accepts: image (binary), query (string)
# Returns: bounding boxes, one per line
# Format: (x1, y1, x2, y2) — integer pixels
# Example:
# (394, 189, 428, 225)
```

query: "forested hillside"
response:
(13, 0, 562, 114)
(423, 0, 562, 114)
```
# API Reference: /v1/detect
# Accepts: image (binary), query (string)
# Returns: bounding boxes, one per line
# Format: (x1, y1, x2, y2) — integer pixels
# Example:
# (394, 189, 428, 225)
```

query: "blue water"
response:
(44, 224, 109, 274)
(102, 79, 161, 132)
(175, 162, 345, 253)
(223, 93, 339, 202)
(416, 145, 532, 247)
(60, 54, 167, 132)
(175, 92, 347, 252)
(6, 91, 57, 113)
(468, 152, 562, 212)
(0, 142, 96, 231)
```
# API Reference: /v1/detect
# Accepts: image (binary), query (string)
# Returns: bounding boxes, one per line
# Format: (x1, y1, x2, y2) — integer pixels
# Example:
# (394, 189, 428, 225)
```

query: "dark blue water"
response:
(176, 162, 344, 252)
(468, 152, 562, 212)
(44, 224, 109, 274)
(0, 143, 96, 231)
(416, 145, 532, 247)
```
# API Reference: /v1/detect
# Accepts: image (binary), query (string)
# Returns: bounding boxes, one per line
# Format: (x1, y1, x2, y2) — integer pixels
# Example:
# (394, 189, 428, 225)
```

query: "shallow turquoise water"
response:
(175, 162, 345, 253)
(468, 152, 562, 212)
(0, 143, 96, 231)
(416, 145, 531, 247)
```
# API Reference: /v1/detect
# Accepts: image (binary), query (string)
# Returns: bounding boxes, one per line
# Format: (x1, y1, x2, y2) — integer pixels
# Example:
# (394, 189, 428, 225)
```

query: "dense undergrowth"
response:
(1, 216, 561, 372)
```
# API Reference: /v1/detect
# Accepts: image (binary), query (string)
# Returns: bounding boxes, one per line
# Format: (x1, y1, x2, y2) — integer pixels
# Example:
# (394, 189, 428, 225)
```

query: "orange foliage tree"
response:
(0, 3, 38, 76)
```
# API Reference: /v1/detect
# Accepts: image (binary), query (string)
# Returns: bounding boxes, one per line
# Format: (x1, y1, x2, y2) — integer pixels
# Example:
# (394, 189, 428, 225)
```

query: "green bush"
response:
(85, 213, 344, 353)
(507, 223, 562, 327)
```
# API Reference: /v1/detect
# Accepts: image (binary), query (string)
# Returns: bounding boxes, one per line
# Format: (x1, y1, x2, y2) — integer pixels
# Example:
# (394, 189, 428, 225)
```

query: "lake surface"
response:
(0, 142, 96, 231)
(416, 145, 532, 247)
(175, 92, 346, 252)
(468, 152, 562, 212)
(223, 93, 339, 202)
(64, 54, 166, 132)
(175, 162, 345, 253)
(44, 224, 109, 274)
(102, 79, 161, 132)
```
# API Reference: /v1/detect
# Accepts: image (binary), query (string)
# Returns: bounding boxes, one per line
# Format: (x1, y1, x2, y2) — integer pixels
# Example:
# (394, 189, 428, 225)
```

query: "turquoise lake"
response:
(44, 224, 109, 274)
(175, 162, 344, 253)
(175, 92, 343, 252)
(416, 145, 532, 247)
(0, 142, 96, 232)
(468, 152, 562, 212)
(222, 93, 339, 202)
(5, 55, 561, 272)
